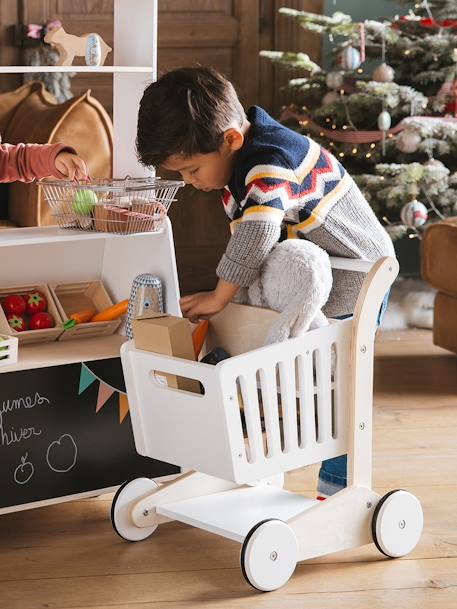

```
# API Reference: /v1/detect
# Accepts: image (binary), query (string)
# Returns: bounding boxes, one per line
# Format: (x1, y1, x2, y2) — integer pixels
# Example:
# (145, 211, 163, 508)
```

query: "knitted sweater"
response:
(216, 106, 395, 317)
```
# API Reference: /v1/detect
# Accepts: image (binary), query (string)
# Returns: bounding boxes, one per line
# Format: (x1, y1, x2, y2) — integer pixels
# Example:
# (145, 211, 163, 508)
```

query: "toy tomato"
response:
(7, 314, 27, 332)
(25, 291, 47, 314)
(2, 294, 26, 316)
(29, 311, 54, 330)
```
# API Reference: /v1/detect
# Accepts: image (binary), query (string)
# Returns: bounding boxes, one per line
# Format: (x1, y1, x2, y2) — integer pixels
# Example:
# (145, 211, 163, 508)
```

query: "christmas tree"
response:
(260, 0, 457, 241)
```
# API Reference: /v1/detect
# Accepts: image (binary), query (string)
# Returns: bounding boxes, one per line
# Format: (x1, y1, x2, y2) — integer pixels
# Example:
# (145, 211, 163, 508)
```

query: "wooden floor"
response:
(1, 329, 456, 609)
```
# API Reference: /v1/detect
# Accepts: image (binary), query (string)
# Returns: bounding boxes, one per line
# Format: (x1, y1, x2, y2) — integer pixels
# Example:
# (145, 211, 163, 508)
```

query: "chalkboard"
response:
(0, 358, 179, 510)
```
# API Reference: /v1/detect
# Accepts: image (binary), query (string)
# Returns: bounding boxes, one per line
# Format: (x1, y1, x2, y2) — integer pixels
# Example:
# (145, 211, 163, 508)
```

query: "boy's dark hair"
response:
(136, 66, 245, 167)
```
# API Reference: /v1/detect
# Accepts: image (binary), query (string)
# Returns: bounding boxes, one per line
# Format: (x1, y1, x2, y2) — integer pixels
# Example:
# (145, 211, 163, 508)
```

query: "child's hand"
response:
(180, 291, 227, 324)
(55, 151, 90, 180)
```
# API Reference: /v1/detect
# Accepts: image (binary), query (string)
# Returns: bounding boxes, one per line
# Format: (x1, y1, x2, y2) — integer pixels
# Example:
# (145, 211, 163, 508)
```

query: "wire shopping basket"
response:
(39, 177, 184, 235)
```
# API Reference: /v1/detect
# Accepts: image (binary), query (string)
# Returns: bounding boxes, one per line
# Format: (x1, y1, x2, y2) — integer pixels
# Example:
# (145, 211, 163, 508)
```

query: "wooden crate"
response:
(50, 280, 121, 341)
(0, 284, 63, 343)
(0, 334, 18, 368)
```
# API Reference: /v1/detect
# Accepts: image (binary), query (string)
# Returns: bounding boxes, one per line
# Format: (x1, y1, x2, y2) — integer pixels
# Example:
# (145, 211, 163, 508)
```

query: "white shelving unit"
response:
(2, 0, 157, 177)
(0, 0, 177, 372)
(0, 1, 182, 514)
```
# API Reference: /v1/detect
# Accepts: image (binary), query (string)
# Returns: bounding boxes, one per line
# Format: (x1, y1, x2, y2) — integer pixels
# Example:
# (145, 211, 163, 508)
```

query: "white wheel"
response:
(241, 519, 298, 592)
(372, 490, 423, 558)
(111, 477, 160, 542)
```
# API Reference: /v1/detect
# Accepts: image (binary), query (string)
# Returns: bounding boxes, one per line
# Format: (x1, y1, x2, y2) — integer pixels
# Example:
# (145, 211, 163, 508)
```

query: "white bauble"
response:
(396, 129, 421, 153)
(372, 63, 395, 83)
(325, 71, 344, 90)
(400, 200, 428, 227)
(322, 91, 339, 105)
(377, 110, 392, 131)
(424, 158, 445, 169)
(338, 46, 361, 70)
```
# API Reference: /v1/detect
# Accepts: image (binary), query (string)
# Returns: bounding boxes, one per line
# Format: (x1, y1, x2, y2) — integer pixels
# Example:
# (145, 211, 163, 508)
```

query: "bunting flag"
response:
(119, 393, 130, 424)
(96, 382, 115, 412)
(78, 364, 97, 394)
(78, 363, 130, 424)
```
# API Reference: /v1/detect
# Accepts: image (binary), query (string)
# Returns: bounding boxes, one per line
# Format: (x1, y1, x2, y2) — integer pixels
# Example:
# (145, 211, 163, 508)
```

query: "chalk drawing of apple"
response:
(14, 453, 34, 485)
(46, 434, 77, 473)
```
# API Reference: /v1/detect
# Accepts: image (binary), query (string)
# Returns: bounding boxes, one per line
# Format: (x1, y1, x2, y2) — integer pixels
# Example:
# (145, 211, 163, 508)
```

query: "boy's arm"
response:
(180, 179, 284, 321)
(0, 143, 77, 183)
(180, 278, 239, 323)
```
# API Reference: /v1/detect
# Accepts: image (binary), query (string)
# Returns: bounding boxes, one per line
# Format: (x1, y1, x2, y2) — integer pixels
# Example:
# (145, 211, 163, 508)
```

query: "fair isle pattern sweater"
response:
(216, 106, 395, 317)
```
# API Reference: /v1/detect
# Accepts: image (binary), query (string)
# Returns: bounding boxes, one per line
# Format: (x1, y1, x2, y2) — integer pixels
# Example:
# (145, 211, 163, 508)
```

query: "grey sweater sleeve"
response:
(216, 220, 280, 286)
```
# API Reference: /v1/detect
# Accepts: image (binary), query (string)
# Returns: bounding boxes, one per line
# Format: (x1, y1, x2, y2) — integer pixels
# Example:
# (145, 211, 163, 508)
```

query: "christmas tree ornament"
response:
(325, 71, 344, 90)
(322, 90, 339, 105)
(396, 128, 421, 153)
(372, 63, 395, 83)
(400, 200, 428, 228)
(377, 110, 392, 131)
(359, 22, 366, 63)
(378, 109, 392, 156)
(425, 158, 445, 169)
(338, 46, 361, 71)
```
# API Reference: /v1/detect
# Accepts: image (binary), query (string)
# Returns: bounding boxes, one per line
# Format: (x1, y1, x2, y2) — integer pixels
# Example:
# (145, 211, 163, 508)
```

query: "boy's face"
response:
(161, 149, 233, 191)
(161, 127, 246, 191)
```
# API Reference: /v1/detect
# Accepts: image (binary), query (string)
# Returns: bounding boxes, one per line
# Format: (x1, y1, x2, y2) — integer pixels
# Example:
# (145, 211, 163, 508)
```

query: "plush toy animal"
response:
(44, 26, 112, 67)
(235, 239, 333, 344)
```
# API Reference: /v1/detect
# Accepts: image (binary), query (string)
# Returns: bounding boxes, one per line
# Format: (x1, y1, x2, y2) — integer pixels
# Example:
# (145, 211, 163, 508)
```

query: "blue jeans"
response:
(317, 291, 390, 496)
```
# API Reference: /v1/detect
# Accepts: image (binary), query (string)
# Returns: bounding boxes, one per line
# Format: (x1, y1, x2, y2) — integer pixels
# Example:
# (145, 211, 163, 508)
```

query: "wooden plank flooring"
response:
(1, 329, 456, 608)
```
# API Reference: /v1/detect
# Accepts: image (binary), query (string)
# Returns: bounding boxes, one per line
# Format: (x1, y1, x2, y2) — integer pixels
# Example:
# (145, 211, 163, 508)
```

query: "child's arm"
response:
(0, 143, 89, 183)
(180, 278, 239, 323)
(180, 178, 285, 321)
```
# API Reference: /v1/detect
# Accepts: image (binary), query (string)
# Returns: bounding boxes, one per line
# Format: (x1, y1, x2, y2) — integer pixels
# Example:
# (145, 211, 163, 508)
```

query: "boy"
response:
(136, 66, 394, 497)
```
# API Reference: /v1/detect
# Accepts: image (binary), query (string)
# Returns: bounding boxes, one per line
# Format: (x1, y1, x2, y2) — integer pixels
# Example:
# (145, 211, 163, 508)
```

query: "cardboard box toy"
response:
(205, 302, 280, 356)
(132, 312, 200, 393)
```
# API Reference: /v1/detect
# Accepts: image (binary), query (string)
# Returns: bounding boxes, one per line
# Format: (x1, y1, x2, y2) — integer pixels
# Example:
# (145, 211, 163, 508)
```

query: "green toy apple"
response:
(73, 189, 98, 215)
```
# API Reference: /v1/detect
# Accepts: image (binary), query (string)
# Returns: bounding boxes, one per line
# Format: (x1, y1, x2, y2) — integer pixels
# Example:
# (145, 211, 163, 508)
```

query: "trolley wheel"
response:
(111, 477, 160, 542)
(240, 519, 298, 592)
(372, 489, 423, 558)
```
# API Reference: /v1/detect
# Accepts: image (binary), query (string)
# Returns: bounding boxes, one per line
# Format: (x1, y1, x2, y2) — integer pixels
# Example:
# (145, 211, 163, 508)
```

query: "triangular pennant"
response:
(96, 382, 115, 413)
(119, 393, 130, 424)
(78, 364, 97, 395)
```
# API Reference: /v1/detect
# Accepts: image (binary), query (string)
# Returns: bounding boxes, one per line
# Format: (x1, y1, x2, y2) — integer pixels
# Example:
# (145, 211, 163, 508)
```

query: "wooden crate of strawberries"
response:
(0, 285, 63, 343)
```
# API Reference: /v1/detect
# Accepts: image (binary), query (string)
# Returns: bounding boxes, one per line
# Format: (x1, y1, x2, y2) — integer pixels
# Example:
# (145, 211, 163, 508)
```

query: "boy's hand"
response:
(180, 291, 227, 323)
(55, 151, 90, 181)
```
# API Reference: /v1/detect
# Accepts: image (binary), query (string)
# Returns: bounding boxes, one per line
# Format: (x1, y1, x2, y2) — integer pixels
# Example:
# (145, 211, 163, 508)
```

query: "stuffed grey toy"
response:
(235, 239, 333, 344)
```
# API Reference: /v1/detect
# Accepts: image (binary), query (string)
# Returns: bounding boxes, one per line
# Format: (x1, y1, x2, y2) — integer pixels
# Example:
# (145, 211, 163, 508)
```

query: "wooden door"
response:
(158, 1, 260, 294)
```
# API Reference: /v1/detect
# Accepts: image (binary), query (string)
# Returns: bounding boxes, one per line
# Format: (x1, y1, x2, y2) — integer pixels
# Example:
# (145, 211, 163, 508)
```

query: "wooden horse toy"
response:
(44, 26, 112, 67)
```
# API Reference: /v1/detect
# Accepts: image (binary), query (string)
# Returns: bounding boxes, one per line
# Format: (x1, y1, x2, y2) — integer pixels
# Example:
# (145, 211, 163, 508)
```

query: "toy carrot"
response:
(90, 299, 128, 322)
(63, 308, 96, 330)
(192, 319, 209, 358)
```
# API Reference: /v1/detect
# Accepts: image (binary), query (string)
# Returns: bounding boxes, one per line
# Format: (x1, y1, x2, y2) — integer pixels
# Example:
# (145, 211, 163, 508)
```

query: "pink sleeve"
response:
(0, 143, 76, 183)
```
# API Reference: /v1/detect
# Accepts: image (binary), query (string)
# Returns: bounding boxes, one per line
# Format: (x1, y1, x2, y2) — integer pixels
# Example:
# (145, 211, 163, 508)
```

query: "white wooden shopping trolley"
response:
(111, 256, 423, 592)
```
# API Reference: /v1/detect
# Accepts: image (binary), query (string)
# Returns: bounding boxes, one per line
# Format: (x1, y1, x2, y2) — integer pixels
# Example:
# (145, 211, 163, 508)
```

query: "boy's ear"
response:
(223, 128, 244, 151)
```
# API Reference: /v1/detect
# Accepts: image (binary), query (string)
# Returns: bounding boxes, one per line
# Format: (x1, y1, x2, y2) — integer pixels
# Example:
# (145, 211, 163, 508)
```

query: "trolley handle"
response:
(121, 342, 213, 397)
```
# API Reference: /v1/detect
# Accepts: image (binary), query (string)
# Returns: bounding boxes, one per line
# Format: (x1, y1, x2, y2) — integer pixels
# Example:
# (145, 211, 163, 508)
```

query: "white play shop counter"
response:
(0, 223, 181, 513)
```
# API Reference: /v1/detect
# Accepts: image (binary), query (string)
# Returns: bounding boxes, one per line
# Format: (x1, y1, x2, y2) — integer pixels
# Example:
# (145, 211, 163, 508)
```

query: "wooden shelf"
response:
(0, 66, 152, 74)
(0, 334, 127, 373)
